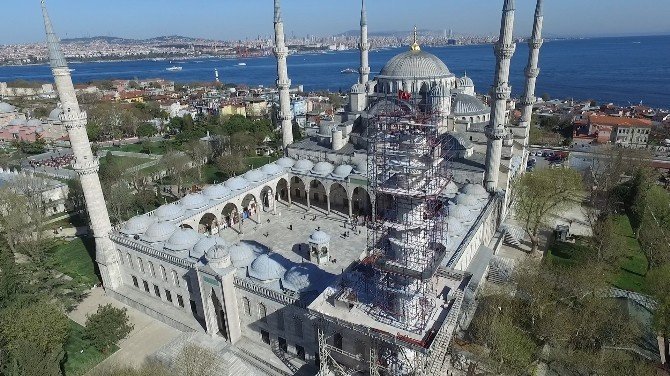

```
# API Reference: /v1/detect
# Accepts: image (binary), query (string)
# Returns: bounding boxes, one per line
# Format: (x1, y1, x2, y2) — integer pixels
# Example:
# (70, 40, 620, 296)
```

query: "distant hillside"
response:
(61, 35, 217, 44)
(337, 29, 443, 38)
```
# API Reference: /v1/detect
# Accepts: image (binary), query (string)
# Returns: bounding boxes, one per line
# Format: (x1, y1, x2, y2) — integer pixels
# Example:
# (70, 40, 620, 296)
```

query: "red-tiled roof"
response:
(589, 114, 652, 128)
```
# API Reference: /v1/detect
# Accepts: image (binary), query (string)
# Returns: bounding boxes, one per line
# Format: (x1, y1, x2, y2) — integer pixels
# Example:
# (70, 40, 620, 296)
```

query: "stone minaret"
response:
(519, 0, 545, 147)
(274, 0, 294, 151)
(41, 0, 121, 289)
(484, 0, 516, 192)
(359, 0, 370, 85)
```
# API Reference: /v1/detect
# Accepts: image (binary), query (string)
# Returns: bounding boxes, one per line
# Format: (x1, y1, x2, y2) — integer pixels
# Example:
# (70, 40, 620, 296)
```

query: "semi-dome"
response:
(0, 102, 15, 113)
(48, 108, 62, 120)
(229, 243, 257, 268)
(443, 181, 459, 196)
(142, 221, 178, 243)
(120, 215, 155, 235)
(379, 49, 452, 80)
(261, 163, 282, 176)
(206, 245, 231, 269)
(462, 184, 489, 199)
(180, 193, 209, 210)
(154, 203, 185, 221)
(281, 264, 322, 293)
(225, 177, 249, 191)
(448, 204, 473, 221)
(353, 160, 367, 175)
(26, 119, 42, 127)
(332, 165, 353, 179)
(311, 161, 334, 176)
(202, 185, 231, 201)
(192, 236, 229, 259)
(249, 253, 286, 281)
(446, 217, 466, 236)
(292, 159, 314, 172)
(276, 157, 296, 168)
(243, 169, 265, 183)
(164, 228, 200, 253)
(309, 230, 330, 244)
(453, 93, 489, 116)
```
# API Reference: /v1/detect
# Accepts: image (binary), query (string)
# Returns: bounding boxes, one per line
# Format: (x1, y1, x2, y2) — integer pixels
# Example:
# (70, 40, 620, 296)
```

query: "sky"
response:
(2, 0, 669, 44)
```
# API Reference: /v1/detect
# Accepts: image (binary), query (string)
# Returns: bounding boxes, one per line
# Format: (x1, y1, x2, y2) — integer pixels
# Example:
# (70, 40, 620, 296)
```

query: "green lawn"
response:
(547, 215, 649, 293)
(63, 320, 117, 376)
(102, 140, 170, 155)
(100, 155, 153, 171)
(48, 238, 100, 287)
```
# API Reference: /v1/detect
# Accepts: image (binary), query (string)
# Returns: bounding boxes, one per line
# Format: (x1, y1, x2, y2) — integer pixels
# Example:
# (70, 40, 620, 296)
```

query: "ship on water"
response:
(166, 66, 182, 71)
(341, 68, 357, 74)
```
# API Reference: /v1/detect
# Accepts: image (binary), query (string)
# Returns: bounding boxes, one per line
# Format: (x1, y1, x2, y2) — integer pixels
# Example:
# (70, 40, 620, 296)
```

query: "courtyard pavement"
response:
(219, 201, 369, 275)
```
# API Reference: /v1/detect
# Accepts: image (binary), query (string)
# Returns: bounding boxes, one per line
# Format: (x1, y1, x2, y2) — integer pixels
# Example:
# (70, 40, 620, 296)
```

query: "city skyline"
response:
(2, 0, 669, 45)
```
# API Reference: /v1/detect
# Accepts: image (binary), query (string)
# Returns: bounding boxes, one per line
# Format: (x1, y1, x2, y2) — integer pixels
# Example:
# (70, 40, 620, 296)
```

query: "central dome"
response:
(379, 49, 452, 79)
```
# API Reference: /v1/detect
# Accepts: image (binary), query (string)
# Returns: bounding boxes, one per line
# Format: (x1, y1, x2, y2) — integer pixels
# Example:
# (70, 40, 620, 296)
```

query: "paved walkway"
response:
(69, 288, 181, 371)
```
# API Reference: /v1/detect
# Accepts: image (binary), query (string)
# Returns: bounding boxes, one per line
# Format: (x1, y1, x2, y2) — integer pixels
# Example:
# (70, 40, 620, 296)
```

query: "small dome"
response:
(202, 185, 231, 200)
(261, 163, 282, 176)
(309, 230, 330, 244)
(229, 243, 257, 268)
(444, 181, 459, 196)
(164, 228, 201, 252)
(142, 221, 178, 243)
(243, 169, 265, 183)
(155, 203, 185, 221)
(332, 165, 353, 178)
(458, 75, 474, 88)
(48, 108, 62, 120)
(453, 93, 489, 116)
(206, 245, 231, 269)
(448, 204, 473, 221)
(446, 217, 466, 236)
(0, 102, 15, 113)
(192, 236, 229, 259)
(292, 159, 314, 172)
(276, 157, 296, 168)
(281, 264, 322, 293)
(26, 119, 42, 127)
(455, 193, 479, 207)
(8, 118, 26, 126)
(379, 49, 452, 80)
(180, 193, 209, 210)
(353, 160, 367, 175)
(249, 253, 286, 281)
(120, 215, 155, 235)
(462, 184, 488, 198)
(225, 177, 249, 191)
(311, 161, 334, 176)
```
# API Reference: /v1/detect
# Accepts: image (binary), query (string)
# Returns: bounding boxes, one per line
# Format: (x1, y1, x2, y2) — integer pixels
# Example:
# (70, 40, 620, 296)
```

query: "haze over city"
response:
(1, 0, 669, 44)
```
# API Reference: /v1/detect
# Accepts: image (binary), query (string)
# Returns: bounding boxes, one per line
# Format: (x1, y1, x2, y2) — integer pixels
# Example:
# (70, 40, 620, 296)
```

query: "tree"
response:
(160, 152, 194, 196)
(84, 304, 134, 353)
(647, 264, 670, 336)
(137, 123, 157, 138)
(216, 154, 245, 178)
(512, 168, 583, 252)
(0, 300, 69, 376)
(0, 246, 18, 309)
(183, 140, 212, 181)
(107, 184, 137, 225)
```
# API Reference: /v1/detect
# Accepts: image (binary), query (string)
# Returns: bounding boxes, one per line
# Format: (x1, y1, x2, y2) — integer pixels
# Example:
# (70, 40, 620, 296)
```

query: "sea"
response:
(1, 35, 668, 109)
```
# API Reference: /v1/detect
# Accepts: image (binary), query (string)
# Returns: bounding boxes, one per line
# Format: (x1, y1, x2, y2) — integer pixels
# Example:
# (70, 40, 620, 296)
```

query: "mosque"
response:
(38, 0, 544, 374)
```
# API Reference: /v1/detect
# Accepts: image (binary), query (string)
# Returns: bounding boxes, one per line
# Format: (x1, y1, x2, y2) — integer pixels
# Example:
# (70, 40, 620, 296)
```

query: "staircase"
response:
(271, 339, 300, 374)
(486, 256, 516, 285)
(500, 224, 525, 247)
(426, 291, 464, 376)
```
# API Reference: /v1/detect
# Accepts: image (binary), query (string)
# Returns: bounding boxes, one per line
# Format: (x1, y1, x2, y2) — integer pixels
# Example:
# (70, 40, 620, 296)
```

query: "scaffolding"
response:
(364, 85, 453, 335)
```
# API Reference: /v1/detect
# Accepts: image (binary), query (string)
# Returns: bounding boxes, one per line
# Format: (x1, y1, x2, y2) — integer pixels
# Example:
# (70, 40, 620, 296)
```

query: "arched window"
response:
(259, 303, 267, 323)
(138, 257, 144, 274)
(148, 262, 155, 277)
(126, 253, 133, 269)
(242, 297, 251, 316)
(160, 265, 167, 281)
(118, 250, 124, 265)
(172, 270, 180, 286)
(334, 333, 343, 350)
(293, 316, 303, 338)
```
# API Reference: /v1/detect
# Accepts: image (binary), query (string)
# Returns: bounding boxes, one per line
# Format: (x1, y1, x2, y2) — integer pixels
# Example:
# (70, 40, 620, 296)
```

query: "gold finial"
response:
(410, 26, 421, 51)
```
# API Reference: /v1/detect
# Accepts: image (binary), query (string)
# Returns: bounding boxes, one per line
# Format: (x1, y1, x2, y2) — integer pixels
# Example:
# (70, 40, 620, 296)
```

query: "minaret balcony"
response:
(494, 43, 516, 59)
(273, 47, 289, 58)
(493, 84, 512, 100)
(276, 78, 291, 88)
(525, 67, 540, 79)
(520, 95, 536, 107)
(529, 39, 544, 49)
(74, 159, 100, 176)
(61, 111, 88, 129)
(485, 127, 507, 140)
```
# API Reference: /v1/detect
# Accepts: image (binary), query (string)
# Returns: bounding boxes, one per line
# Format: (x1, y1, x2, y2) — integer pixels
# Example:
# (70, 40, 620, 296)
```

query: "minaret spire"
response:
(519, 0, 545, 152)
(358, 0, 370, 85)
(41, 0, 121, 289)
(410, 26, 421, 51)
(274, 0, 294, 151)
(484, 0, 516, 192)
